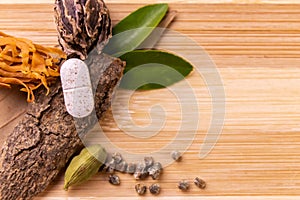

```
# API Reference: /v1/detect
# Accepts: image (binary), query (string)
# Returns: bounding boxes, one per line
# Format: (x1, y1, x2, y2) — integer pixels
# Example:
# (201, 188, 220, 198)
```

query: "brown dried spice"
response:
(178, 180, 190, 191)
(54, 0, 111, 59)
(135, 183, 147, 196)
(149, 183, 161, 195)
(194, 177, 206, 189)
(108, 174, 121, 185)
(0, 31, 66, 102)
(148, 162, 163, 180)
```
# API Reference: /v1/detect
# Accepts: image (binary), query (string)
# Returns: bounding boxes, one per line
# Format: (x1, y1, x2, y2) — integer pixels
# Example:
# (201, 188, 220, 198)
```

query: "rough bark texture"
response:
(0, 53, 125, 200)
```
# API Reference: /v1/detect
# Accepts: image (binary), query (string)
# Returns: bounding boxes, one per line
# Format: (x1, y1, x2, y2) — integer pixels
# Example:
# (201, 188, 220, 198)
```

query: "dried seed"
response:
(99, 153, 113, 172)
(149, 183, 160, 195)
(135, 183, 147, 195)
(144, 156, 154, 169)
(112, 152, 123, 164)
(194, 177, 206, 189)
(171, 150, 182, 161)
(115, 160, 128, 173)
(148, 162, 163, 180)
(178, 180, 190, 191)
(64, 145, 107, 190)
(134, 162, 148, 180)
(108, 174, 120, 185)
(103, 155, 116, 174)
(126, 163, 136, 174)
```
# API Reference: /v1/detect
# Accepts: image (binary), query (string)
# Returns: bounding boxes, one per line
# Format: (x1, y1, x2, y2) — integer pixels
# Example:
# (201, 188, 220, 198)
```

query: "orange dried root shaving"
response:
(0, 31, 66, 102)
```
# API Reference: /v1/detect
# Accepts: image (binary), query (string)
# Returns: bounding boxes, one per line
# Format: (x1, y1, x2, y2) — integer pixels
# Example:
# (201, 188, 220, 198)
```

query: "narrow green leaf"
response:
(119, 50, 193, 90)
(103, 4, 168, 56)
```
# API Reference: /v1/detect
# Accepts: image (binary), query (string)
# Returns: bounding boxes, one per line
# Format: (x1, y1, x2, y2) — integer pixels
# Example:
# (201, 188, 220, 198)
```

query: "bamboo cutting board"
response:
(1, 2, 300, 199)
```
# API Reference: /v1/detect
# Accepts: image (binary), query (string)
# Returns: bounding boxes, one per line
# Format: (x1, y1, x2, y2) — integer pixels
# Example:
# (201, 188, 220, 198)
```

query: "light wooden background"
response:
(1, 0, 300, 4)
(1, 1, 300, 199)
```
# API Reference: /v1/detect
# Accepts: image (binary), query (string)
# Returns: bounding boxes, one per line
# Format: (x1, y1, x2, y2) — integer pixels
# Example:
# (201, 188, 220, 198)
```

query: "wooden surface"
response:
(1, 0, 300, 4)
(1, 2, 300, 199)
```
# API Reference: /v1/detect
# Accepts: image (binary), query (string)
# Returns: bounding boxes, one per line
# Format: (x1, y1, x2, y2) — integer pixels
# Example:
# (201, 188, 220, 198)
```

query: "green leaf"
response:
(119, 50, 193, 90)
(103, 4, 168, 56)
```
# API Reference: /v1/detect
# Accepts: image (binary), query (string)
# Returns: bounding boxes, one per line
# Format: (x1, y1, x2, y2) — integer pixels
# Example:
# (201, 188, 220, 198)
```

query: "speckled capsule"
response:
(60, 58, 94, 118)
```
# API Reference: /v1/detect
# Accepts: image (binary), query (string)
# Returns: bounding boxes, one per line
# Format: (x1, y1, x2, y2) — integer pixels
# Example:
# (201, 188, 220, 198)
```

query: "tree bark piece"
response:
(0, 53, 125, 200)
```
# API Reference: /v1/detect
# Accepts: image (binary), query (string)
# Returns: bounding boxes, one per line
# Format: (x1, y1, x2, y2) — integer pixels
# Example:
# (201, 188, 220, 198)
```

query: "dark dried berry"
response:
(105, 158, 116, 174)
(144, 156, 154, 169)
(149, 183, 160, 195)
(108, 174, 120, 185)
(178, 180, 189, 191)
(126, 163, 136, 174)
(115, 160, 127, 173)
(112, 152, 123, 164)
(100, 154, 113, 172)
(171, 150, 182, 161)
(194, 177, 206, 189)
(148, 162, 163, 180)
(135, 183, 147, 195)
(134, 162, 148, 180)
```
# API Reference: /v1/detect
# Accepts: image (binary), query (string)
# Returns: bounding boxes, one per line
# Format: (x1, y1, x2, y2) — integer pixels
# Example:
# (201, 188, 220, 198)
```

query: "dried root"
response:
(0, 31, 66, 102)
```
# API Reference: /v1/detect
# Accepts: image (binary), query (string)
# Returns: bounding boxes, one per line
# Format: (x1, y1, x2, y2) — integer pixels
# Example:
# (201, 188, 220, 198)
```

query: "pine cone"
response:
(54, 0, 112, 59)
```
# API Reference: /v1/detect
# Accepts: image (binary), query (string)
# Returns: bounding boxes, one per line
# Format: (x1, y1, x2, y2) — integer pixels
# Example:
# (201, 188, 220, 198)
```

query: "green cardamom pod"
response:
(64, 144, 107, 190)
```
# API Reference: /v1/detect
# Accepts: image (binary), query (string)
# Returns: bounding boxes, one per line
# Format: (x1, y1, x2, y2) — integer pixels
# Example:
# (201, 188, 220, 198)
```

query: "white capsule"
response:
(60, 58, 94, 118)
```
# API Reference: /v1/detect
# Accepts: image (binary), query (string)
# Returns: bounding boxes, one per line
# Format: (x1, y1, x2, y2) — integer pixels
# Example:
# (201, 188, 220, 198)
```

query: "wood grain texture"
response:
(1, 2, 300, 199)
(1, 0, 300, 4)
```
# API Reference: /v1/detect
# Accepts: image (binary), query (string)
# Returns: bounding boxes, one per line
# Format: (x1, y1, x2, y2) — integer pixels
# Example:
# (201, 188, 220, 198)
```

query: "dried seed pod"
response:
(108, 174, 120, 185)
(148, 162, 163, 180)
(194, 177, 206, 189)
(149, 183, 161, 195)
(64, 145, 107, 190)
(54, 0, 112, 59)
(178, 180, 190, 191)
(135, 183, 147, 195)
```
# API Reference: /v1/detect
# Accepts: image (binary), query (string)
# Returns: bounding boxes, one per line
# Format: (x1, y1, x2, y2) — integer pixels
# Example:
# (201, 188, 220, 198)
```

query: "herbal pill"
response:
(60, 58, 94, 118)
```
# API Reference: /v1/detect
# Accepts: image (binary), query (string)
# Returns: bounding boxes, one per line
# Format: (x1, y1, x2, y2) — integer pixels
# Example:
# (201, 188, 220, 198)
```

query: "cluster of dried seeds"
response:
(102, 153, 162, 181)
(134, 183, 161, 196)
(102, 151, 206, 195)
(178, 177, 206, 191)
